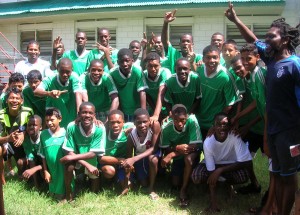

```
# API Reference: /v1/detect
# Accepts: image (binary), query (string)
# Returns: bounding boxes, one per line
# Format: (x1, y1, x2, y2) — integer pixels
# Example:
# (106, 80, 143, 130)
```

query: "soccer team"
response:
(0, 3, 300, 214)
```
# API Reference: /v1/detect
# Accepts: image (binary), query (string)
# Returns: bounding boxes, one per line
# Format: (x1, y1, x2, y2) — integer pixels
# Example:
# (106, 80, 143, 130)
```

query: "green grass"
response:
(2, 152, 290, 215)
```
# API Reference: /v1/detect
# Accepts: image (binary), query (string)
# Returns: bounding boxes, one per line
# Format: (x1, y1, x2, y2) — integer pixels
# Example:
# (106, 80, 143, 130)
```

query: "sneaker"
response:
(237, 183, 261, 194)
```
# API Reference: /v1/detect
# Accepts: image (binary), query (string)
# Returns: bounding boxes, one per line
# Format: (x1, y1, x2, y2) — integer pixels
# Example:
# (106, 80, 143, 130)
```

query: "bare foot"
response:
(149, 192, 159, 200)
(119, 188, 129, 197)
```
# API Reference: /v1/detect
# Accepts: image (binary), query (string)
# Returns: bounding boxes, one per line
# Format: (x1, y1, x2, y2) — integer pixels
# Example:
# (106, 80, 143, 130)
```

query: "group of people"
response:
(0, 3, 300, 214)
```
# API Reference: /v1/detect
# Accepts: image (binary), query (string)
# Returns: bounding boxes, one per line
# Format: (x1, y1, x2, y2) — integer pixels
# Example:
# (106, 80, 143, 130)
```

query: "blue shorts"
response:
(268, 126, 300, 176)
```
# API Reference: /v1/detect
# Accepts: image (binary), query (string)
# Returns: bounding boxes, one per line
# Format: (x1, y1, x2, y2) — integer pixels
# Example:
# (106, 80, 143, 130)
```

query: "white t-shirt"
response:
(203, 132, 252, 171)
(14, 58, 54, 80)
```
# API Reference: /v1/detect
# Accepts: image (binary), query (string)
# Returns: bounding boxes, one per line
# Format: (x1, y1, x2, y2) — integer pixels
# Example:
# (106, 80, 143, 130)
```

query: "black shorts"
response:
(4, 143, 26, 161)
(243, 131, 264, 153)
(268, 126, 300, 176)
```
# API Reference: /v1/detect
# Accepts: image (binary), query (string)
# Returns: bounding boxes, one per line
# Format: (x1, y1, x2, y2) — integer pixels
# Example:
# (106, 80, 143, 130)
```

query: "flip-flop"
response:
(149, 192, 159, 200)
(179, 198, 189, 207)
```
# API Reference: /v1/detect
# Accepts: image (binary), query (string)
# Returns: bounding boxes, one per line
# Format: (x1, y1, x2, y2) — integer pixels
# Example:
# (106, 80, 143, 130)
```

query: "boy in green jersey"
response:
(122, 108, 161, 199)
(143, 52, 171, 122)
(196, 45, 236, 139)
(160, 104, 202, 207)
(34, 58, 82, 128)
(0, 72, 25, 110)
(164, 58, 201, 115)
(22, 115, 43, 188)
(161, 10, 202, 73)
(0, 88, 33, 181)
(129, 40, 142, 70)
(222, 39, 244, 103)
(110, 48, 148, 122)
(99, 110, 134, 194)
(86, 28, 118, 73)
(39, 108, 67, 200)
(23, 70, 46, 123)
(61, 32, 90, 76)
(61, 102, 106, 201)
(81, 59, 119, 122)
(211, 32, 226, 66)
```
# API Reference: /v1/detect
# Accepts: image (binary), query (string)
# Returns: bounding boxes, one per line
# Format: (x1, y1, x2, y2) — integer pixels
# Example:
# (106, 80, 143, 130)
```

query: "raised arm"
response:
(225, 2, 257, 43)
(161, 9, 177, 53)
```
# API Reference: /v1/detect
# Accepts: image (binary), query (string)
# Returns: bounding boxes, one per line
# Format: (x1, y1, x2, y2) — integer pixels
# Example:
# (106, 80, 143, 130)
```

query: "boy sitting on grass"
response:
(122, 108, 160, 199)
(22, 115, 43, 188)
(192, 112, 254, 213)
(160, 104, 202, 207)
(99, 110, 134, 194)
(39, 108, 68, 201)
(61, 102, 106, 201)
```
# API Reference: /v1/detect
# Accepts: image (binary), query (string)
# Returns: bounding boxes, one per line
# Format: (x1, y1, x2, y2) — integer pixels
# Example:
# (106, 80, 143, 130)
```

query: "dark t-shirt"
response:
(255, 40, 300, 134)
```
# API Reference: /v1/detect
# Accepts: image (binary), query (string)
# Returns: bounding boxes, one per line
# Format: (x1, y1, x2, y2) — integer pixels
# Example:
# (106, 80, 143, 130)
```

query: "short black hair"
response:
(180, 34, 193, 43)
(108, 109, 124, 120)
(129, 40, 141, 47)
(211, 32, 224, 38)
(134, 108, 150, 120)
(88, 59, 104, 71)
(214, 112, 230, 126)
(145, 52, 160, 62)
(9, 73, 25, 84)
(118, 48, 133, 60)
(240, 43, 259, 55)
(45, 107, 62, 119)
(27, 40, 40, 51)
(27, 70, 42, 81)
(7, 87, 23, 99)
(230, 55, 242, 65)
(172, 104, 187, 116)
(97, 28, 110, 35)
(175, 58, 190, 68)
(57, 58, 73, 69)
(28, 115, 42, 125)
(79, 102, 95, 112)
(203, 45, 220, 57)
(223, 39, 238, 50)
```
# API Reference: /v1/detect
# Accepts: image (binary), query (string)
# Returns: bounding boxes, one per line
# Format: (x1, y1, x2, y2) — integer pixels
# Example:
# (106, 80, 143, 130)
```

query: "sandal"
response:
(149, 192, 159, 200)
(179, 198, 189, 207)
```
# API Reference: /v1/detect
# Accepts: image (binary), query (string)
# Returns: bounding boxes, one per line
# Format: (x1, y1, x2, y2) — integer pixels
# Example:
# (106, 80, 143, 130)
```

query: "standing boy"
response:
(61, 102, 106, 201)
(110, 48, 148, 122)
(81, 59, 119, 122)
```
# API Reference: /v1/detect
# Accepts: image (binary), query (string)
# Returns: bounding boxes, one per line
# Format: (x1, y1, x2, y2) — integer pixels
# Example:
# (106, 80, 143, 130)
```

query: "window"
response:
(77, 28, 116, 50)
(20, 30, 52, 57)
(146, 25, 192, 50)
(226, 23, 269, 48)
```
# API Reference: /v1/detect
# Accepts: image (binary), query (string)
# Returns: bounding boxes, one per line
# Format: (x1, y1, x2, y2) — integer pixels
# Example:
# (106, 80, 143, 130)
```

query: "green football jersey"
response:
(105, 122, 134, 158)
(23, 86, 46, 120)
(160, 57, 171, 71)
(63, 122, 106, 166)
(196, 65, 236, 129)
(226, 67, 245, 102)
(39, 73, 81, 128)
(85, 48, 118, 73)
(62, 50, 90, 76)
(167, 43, 202, 74)
(80, 72, 118, 113)
(38, 128, 66, 195)
(23, 133, 40, 160)
(160, 114, 202, 149)
(164, 72, 201, 112)
(249, 66, 267, 118)
(110, 66, 148, 115)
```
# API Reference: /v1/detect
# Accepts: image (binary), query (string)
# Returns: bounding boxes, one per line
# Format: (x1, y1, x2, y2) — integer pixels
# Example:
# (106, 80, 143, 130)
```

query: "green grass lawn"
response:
(1, 152, 290, 215)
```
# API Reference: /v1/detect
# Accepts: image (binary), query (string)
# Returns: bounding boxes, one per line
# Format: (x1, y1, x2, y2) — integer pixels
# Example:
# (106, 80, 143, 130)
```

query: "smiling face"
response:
(45, 115, 61, 133)
(232, 59, 248, 79)
(108, 113, 124, 137)
(27, 43, 40, 63)
(153, 36, 164, 54)
(7, 92, 23, 112)
(79, 105, 95, 128)
(211, 34, 224, 51)
(135, 114, 150, 135)
(89, 61, 104, 83)
(222, 43, 238, 64)
(241, 51, 259, 72)
(175, 59, 190, 85)
(203, 51, 220, 74)
(214, 115, 230, 142)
